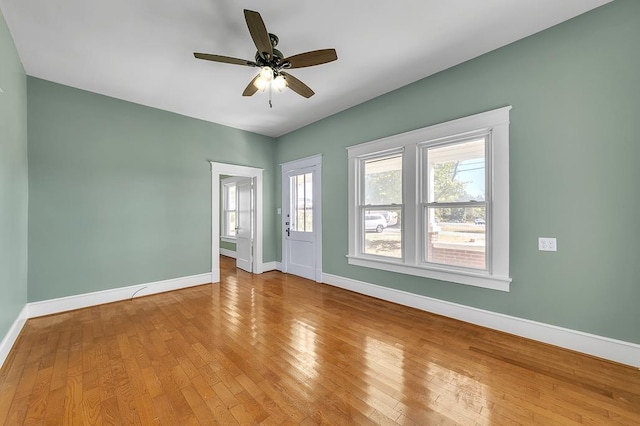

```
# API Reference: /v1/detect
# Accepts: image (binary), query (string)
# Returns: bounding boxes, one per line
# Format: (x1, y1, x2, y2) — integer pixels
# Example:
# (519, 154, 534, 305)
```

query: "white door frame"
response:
(281, 154, 322, 282)
(210, 162, 263, 283)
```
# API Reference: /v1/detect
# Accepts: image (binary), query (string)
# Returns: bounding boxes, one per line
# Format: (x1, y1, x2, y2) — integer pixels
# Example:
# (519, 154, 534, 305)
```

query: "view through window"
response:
(223, 180, 237, 238)
(362, 154, 403, 258)
(424, 137, 487, 270)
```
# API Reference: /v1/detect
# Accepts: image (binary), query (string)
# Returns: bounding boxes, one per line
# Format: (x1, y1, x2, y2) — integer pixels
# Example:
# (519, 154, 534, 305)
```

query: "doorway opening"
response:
(210, 162, 264, 283)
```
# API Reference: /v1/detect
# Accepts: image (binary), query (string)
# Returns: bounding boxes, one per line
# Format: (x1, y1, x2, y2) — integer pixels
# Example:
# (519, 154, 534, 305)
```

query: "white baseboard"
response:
(0, 305, 28, 369)
(28, 273, 212, 318)
(322, 273, 640, 369)
(260, 261, 280, 273)
(220, 248, 236, 259)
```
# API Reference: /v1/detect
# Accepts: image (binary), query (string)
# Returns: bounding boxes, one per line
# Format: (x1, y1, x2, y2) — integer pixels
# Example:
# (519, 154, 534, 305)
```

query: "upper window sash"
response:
(419, 132, 490, 204)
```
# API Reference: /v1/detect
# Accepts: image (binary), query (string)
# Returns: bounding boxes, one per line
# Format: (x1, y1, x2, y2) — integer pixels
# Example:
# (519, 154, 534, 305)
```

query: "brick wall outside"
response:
(427, 232, 486, 270)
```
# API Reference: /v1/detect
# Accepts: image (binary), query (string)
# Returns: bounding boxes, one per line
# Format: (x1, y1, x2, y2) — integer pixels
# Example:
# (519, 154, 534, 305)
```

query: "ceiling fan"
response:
(194, 9, 337, 104)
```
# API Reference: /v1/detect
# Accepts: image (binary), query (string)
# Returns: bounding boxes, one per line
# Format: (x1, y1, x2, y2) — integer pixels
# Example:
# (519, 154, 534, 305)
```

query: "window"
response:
(347, 107, 512, 291)
(221, 178, 238, 241)
(422, 135, 487, 270)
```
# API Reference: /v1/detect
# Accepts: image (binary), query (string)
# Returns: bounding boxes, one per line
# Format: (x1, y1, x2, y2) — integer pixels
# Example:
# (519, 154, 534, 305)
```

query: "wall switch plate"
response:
(538, 237, 557, 252)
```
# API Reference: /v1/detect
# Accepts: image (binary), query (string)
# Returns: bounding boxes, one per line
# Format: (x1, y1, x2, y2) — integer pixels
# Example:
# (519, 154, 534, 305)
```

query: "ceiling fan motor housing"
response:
(255, 34, 285, 70)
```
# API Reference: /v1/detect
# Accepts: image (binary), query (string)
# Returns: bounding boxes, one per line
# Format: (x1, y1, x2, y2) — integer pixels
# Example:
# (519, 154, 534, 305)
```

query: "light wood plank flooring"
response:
(1, 256, 639, 425)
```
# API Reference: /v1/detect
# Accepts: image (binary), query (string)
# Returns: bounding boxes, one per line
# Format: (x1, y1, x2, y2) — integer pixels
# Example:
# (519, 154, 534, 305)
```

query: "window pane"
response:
(227, 184, 236, 210)
(227, 211, 236, 236)
(363, 207, 402, 258)
(427, 138, 485, 203)
(426, 207, 486, 270)
(290, 172, 313, 232)
(364, 155, 402, 205)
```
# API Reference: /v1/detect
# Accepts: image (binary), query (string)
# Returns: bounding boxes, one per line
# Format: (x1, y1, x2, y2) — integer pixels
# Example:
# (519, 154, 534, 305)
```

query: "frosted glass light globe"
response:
(273, 75, 287, 92)
(259, 67, 274, 82)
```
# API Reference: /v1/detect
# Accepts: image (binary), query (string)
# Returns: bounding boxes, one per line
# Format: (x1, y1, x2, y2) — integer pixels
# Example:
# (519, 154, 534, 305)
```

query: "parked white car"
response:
(371, 210, 398, 226)
(365, 213, 387, 233)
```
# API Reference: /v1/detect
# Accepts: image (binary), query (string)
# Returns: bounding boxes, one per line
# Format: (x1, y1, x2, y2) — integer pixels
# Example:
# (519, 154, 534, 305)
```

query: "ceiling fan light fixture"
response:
(273, 75, 287, 92)
(259, 66, 274, 82)
(254, 76, 269, 91)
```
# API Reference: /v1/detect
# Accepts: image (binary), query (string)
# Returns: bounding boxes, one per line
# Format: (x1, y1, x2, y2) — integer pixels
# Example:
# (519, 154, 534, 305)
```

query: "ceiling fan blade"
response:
(281, 72, 315, 98)
(242, 75, 260, 97)
(244, 9, 273, 60)
(194, 53, 256, 67)
(283, 49, 338, 69)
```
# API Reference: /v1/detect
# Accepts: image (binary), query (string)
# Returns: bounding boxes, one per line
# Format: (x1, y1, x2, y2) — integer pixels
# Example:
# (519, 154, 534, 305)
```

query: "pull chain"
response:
(269, 82, 273, 108)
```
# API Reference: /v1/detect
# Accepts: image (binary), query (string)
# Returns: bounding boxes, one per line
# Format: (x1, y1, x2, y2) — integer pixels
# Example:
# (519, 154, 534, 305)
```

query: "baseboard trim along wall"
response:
(321, 273, 640, 369)
(0, 305, 29, 369)
(219, 252, 278, 275)
(220, 248, 236, 258)
(260, 261, 279, 273)
(28, 272, 212, 318)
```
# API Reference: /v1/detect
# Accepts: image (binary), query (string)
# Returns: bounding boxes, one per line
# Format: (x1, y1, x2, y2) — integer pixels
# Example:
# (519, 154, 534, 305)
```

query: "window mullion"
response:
(403, 145, 417, 265)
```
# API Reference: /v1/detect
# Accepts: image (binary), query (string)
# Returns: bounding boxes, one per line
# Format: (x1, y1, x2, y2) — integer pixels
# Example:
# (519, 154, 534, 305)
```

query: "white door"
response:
(282, 156, 322, 281)
(235, 177, 253, 272)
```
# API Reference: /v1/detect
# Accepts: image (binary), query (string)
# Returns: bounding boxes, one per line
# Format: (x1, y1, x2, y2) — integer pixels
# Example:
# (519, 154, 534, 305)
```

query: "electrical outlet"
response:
(538, 237, 557, 252)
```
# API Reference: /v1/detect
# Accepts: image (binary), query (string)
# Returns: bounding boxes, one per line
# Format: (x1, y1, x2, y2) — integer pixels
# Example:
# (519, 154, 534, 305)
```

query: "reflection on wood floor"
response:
(1, 255, 639, 424)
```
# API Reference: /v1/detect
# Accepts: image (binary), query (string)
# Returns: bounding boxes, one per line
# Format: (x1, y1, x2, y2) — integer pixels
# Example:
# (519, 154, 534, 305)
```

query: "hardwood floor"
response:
(1, 256, 639, 425)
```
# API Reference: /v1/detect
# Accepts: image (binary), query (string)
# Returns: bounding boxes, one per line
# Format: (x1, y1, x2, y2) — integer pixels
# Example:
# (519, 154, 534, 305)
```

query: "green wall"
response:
(276, 0, 640, 344)
(0, 10, 28, 338)
(220, 240, 237, 253)
(27, 78, 276, 301)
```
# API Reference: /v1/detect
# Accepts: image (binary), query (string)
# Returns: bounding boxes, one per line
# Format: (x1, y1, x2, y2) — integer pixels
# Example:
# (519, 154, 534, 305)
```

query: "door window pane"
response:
(290, 172, 313, 232)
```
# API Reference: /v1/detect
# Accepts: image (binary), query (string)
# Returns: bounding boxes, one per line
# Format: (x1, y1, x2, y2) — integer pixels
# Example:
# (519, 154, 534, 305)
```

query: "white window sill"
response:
(220, 236, 237, 243)
(346, 255, 511, 292)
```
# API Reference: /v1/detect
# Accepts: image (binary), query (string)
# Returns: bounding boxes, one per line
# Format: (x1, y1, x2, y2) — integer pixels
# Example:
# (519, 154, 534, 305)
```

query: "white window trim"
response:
(347, 106, 512, 292)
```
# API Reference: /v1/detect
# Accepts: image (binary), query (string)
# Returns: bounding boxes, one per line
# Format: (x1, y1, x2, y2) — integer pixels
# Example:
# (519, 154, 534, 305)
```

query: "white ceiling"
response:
(1, 0, 612, 137)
